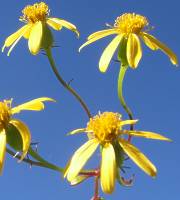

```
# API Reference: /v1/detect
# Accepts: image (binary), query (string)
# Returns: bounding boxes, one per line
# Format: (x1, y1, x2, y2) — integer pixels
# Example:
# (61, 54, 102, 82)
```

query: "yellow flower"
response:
(64, 112, 170, 194)
(79, 13, 178, 72)
(2, 2, 79, 56)
(0, 97, 54, 174)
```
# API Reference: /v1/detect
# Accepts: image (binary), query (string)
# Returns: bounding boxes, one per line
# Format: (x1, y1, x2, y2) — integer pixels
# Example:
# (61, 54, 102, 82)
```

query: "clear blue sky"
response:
(0, 0, 180, 200)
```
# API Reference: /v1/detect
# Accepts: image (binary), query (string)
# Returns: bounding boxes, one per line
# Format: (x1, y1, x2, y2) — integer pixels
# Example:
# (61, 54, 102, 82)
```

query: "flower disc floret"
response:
(86, 112, 122, 143)
(20, 2, 49, 23)
(114, 13, 148, 34)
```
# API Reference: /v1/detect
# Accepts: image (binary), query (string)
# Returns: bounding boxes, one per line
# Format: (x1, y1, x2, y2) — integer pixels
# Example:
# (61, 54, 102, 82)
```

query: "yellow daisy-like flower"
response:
(0, 97, 54, 174)
(2, 2, 79, 56)
(79, 13, 178, 72)
(64, 112, 170, 194)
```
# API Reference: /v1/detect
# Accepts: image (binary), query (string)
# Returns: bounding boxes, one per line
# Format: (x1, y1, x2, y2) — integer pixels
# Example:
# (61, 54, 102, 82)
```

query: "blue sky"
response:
(0, 0, 180, 200)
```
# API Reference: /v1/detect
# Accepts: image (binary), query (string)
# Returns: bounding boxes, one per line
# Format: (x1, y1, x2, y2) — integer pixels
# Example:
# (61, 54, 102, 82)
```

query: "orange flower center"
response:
(114, 13, 148, 34)
(20, 2, 49, 23)
(86, 112, 122, 143)
(0, 100, 11, 131)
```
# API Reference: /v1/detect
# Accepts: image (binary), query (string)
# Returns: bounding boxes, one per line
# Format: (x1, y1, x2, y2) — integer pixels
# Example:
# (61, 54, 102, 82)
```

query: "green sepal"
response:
(6, 124, 23, 151)
(41, 23, 54, 50)
(117, 36, 129, 66)
(113, 141, 124, 168)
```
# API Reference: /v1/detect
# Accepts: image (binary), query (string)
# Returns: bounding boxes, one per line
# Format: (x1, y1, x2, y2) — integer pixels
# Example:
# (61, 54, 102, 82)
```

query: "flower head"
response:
(2, 2, 79, 56)
(79, 13, 178, 72)
(64, 112, 170, 194)
(0, 97, 54, 174)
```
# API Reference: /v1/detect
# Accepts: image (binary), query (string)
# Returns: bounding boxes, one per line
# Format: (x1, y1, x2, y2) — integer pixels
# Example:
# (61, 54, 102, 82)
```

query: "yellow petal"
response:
(28, 21, 43, 55)
(66, 139, 99, 182)
(2, 25, 32, 56)
(122, 130, 171, 141)
(141, 32, 178, 66)
(70, 174, 89, 185)
(120, 119, 138, 127)
(48, 18, 79, 37)
(119, 138, 156, 177)
(11, 97, 55, 115)
(67, 128, 86, 135)
(23, 25, 33, 39)
(2, 25, 30, 49)
(140, 32, 158, 50)
(79, 29, 118, 52)
(0, 130, 6, 175)
(9, 119, 31, 161)
(99, 35, 123, 73)
(87, 29, 119, 40)
(101, 143, 116, 194)
(127, 33, 142, 68)
(46, 18, 63, 31)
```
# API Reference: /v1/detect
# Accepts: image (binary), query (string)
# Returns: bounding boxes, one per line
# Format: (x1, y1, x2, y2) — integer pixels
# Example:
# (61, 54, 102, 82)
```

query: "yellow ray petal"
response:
(79, 29, 118, 52)
(48, 18, 79, 37)
(46, 18, 63, 31)
(67, 128, 86, 135)
(0, 130, 6, 175)
(101, 143, 116, 194)
(11, 97, 55, 114)
(28, 21, 43, 55)
(119, 138, 156, 177)
(122, 130, 171, 141)
(141, 32, 178, 66)
(2, 25, 32, 56)
(127, 33, 142, 68)
(66, 139, 99, 182)
(9, 119, 31, 161)
(140, 32, 158, 50)
(87, 29, 119, 40)
(23, 25, 33, 39)
(70, 174, 89, 185)
(2, 25, 30, 50)
(120, 119, 138, 127)
(99, 35, 123, 73)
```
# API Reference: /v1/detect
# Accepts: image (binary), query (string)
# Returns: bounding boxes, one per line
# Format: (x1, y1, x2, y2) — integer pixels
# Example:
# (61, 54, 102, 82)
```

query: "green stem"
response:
(7, 147, 63, 173)
(118, 64, 134, 135)
(45, 48, 92, 119)
(28, 147, 63, 172)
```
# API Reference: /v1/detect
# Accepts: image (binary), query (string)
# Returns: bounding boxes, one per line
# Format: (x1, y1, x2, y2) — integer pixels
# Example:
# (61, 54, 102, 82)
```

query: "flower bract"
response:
(79, 13, 178, 72)
(64, 112, 171, 194)
(2, 2, 79, 56)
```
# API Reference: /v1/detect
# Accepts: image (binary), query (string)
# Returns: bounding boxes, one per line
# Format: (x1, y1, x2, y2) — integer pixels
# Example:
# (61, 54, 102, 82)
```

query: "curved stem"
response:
(45, 48, 92, 119)
(6, 147, 63, 173)
(118, 64, 134, 140)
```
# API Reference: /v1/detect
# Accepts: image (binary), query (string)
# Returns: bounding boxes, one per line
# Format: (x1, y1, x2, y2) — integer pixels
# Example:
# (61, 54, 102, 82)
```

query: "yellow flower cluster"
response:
(0, 1, 178, 199)
(65, 112, 170, 193)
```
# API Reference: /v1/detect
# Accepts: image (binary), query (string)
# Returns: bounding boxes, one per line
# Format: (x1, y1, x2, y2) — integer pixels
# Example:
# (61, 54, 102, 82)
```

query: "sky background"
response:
(0, 0, 180, 199)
